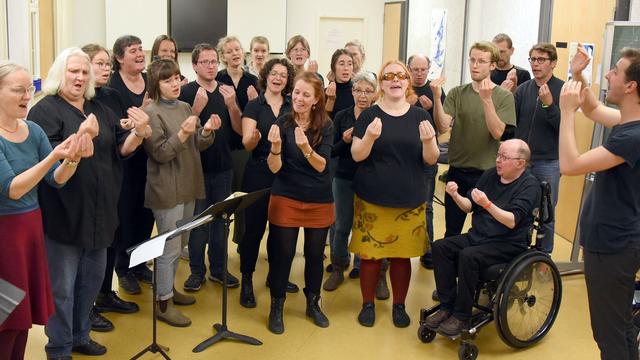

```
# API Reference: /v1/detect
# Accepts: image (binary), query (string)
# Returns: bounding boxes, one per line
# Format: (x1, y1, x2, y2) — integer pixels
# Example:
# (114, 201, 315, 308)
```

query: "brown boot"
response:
(156, 299, 192, 327)
(172, 288, 196, 305)
(323, 264, 345, 291)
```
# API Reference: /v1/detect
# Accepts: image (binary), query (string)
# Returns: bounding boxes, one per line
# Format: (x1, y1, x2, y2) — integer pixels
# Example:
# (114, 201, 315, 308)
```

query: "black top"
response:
(215, 68, 259, 112)
(329, 81, 355, 119)
(353, 105, 432, 208)
(180, 81, 235, 173)
(490, 65, 531, 87)
(243, 93, 292, 159)
(29, 95, 129, 249)
(514, 76, 564, 160)
(580, 121, 640, 253)
(271, 115, 334, 203)
(332, 106, 359, 180)
(94, 86, 127, 119)
(468, 168, 541, 248)
(107, 71, 147, 111)
(413, 80, 446, 122)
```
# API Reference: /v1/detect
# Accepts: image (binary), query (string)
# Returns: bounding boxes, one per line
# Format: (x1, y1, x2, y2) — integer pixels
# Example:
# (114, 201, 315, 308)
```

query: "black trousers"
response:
(584, 244, 640, 360)
(443, 167, 484, 237)
(432, 234, 524, 321)
(238, 158, 274, 275)
(267, 224, 328, 299)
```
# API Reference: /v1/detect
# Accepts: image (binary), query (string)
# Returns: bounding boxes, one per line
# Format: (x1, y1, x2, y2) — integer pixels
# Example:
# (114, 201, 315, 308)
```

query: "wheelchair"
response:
(417, 181, 563, 360)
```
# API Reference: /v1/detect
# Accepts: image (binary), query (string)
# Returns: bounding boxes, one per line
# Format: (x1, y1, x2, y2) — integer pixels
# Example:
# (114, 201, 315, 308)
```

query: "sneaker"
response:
(357, 302, 375, 327)
(437, 315, 464, 337)
(72, 339, 107, 355)
(183, 274, 205, 292)
(95, 291, 139, 313)
(348, 268, 360, 279)
(118, 272, 141, 295)
(89, 307, 114, 332)
(424, 309, 450, 329)
(209, 272, 240, 288)
(392, 303, 410, 328)
(133, 266, 153, 284)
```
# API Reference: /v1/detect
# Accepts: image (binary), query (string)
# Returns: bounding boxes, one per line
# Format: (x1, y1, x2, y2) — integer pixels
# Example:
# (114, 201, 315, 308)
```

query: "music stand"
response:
(192, 188, 271, 353)
(0, 278, 25, 326)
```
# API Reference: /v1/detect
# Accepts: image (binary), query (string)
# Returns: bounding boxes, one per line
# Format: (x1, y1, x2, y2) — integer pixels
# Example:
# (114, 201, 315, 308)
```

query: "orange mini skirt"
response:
(268, 195, 335, 228)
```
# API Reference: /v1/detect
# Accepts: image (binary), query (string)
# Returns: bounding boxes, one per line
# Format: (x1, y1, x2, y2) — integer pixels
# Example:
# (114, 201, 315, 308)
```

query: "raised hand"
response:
(77, 133, 95, 158)
(418, 95, 433, 110)
(325, 82, 336, 98)
(342, 127, 354, 143)
(141, 92, 153, 110)
(267, 124, 282, 151)
(219, 85, 238, 108)
(294, 126, 310, 151)
(471, 188, 490, 208)
(249, 128, 262, 144)
(365, 117, 382, 140)
(445, 181, 459, 196)
(128, 107, 151, 138)
(500, 79, 515, 92)
(203, 114, 222, 132)
(507, 68, 517, 84)
(180, 115, 198, 135)
(570, 43, 591, 76)
(419, 120, 436, 143)
(559, 80, 584, 113)
(406, 93, 418, 105)
(52, 134, 79, 161)
(429, 77, 446, 97)
(78, 113, 99, 138)
(308, 60, 319, 73)
(247, 85, 259, 101)
(192, 86, 209, 115)
(479, 78, 494, 101)
(539, 84, 553, 106)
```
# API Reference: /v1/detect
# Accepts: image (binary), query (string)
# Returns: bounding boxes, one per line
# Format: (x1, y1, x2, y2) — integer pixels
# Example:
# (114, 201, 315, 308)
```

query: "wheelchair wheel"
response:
(417, 325, 436, 343)
(494, 253, 562, 348)
(458, 342, 478, 360)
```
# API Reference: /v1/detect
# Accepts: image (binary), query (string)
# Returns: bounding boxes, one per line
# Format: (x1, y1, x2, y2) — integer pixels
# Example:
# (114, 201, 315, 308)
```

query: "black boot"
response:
(304, 288, 329, 328)
(240, 273, 256, 308)
(268, 297, 285, 334)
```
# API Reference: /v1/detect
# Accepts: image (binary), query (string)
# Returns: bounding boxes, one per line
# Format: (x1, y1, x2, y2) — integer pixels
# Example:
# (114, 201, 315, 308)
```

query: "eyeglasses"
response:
(291, 47, 308, 54)
(528, 57, 551, 64)
(381, 72, 408, 81)
(268, 71, 288, 79)
(496, 152, 523, 161)
(5, 85, 36, 97)
(92, 62, 112, 70)
(352, 88, 375, 96)
(468, 58, 491, 66)
(197, 60, 218, 66)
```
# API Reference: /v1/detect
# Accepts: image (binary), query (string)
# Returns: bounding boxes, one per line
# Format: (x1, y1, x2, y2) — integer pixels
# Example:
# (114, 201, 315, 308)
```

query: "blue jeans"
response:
(529, 160, 560, 253)
(44, 238, 106, 357)
(330, 177, 355, 268)
(188, 169, 233, 277)
(424, 164, 438, 249)
(153, 202, 195, 300)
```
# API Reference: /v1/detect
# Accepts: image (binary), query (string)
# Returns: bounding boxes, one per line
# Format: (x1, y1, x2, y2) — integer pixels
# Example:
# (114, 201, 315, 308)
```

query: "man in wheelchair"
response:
(426, 139, 541, 337)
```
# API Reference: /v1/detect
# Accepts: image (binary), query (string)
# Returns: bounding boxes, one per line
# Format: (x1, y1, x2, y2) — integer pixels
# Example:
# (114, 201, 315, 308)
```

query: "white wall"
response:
(407, 0, 466, 92)
(7, 0, 30, 68)
(464, 0, 540, 83)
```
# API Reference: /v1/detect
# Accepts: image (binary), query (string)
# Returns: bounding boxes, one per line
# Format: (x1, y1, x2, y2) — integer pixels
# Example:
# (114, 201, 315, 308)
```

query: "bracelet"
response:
(64, 159, 79, 168)
(541, 103, 550, 108)
(270, 149, 281, 156)
(304, 149, 314, 159)
(483, 201, 492, 210)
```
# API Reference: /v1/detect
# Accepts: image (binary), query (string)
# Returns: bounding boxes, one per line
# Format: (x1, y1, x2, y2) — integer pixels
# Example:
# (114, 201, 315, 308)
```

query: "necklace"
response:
(0, 120, 20, 133)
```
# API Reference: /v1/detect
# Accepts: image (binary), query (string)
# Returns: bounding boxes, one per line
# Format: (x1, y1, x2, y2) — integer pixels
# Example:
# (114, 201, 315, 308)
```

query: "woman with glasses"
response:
(350, 60, 439, 328)
(0, 61, 83, 360)
(323, 71, 377, 292)
(238, 58, 295, 308)
(286, 35, 324, 87)
(143, 59, 216, 327)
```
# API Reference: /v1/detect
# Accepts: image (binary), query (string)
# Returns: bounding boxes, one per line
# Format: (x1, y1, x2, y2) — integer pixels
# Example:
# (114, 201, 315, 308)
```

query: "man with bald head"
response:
(425, 139, 541, 336)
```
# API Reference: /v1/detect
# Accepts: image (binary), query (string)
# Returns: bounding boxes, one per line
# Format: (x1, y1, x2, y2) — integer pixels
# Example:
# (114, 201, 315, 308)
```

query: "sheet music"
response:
(129, 230, 175, 268)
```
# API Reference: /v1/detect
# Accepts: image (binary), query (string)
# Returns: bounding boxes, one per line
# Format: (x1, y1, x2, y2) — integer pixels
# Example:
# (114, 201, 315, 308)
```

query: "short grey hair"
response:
(43, 47, 95, 99)
(0, 61, 28, 85)
(352, 71, 377, 91)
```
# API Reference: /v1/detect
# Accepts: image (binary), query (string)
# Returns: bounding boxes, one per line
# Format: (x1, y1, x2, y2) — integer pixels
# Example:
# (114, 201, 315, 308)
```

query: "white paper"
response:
(129, 230, 174, 268)
(428, 9, 447, 80)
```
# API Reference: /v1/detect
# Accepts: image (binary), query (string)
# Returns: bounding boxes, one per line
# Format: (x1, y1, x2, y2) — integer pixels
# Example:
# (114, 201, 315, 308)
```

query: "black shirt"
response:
(580, 121, 640, 253)
(491, 65, 531, 87)
(413, 80, 446, 122)
(243, 93, 291, 159)
(329, 81, 355, 119)
(107, 71, 147, 111)
(30, 95, 128, 249)
(271, 115, 334, 203)
(514, 76, 564, 160)
(353, 105, 432, 208)
(180, 81, 235, 173)
(332, 106, 359, 180)
(93, 86, 127, 119)
(468, 168, 541, 248)
(215, 68, 258, 112)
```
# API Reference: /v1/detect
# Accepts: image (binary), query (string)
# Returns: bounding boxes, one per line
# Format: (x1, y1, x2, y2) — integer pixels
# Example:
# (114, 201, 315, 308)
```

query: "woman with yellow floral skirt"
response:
(350, 60, 439, 328)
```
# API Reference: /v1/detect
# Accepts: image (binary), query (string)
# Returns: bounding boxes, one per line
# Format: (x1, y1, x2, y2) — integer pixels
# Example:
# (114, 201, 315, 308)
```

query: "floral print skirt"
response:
(349, 194, 428, 260)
